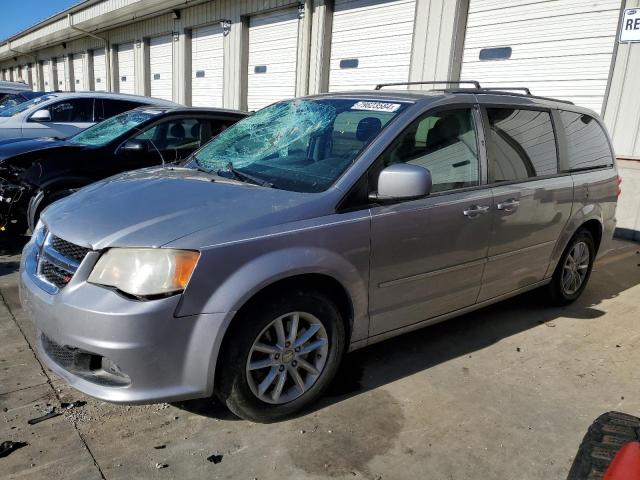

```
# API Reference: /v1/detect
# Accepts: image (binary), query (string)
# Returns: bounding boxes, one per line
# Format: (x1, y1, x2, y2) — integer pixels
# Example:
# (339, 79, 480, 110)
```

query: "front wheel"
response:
(216, 289, 345, 422)
(546, 228, 596, 305)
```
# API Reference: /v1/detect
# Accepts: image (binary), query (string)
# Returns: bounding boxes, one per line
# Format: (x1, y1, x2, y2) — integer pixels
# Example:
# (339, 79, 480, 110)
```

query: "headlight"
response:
(88, 248, 200, 297)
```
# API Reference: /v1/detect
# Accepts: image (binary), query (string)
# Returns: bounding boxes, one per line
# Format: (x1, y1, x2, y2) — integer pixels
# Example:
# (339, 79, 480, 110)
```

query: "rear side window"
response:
(96, 99, 142, 121)
(558, 111, 613, 171)
(486, 108, 558, 183)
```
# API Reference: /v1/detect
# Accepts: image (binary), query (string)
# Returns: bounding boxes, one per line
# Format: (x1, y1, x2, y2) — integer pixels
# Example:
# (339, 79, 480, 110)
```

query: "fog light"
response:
(100, 357, 126, 378)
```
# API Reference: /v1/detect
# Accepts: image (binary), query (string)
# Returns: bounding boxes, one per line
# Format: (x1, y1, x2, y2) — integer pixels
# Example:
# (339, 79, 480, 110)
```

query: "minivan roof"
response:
(307, 86, 599, 117)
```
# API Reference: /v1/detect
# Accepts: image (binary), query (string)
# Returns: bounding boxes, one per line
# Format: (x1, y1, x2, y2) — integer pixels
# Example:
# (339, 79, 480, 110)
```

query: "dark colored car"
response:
(0, 106, 245, 231)
(0, 92, 46, 111)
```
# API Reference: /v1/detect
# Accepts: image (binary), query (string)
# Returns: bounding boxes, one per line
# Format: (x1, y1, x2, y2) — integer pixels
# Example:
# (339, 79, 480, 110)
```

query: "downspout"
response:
(67, 13, 111, 91)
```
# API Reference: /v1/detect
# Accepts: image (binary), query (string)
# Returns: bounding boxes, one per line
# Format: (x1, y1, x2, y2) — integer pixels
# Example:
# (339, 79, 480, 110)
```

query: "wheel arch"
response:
(27, 176, 93, 231)
(546, 206, 604, 278)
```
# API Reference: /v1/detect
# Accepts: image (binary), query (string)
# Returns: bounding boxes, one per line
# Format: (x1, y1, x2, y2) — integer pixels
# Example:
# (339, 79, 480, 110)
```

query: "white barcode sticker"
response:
(351, 101, 401, 113)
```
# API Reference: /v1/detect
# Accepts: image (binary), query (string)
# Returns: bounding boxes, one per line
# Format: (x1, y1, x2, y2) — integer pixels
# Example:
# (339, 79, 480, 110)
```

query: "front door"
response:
(369, 107, 493, 336)
(478, 106, 573, 301)
(22, 98, 95, 139)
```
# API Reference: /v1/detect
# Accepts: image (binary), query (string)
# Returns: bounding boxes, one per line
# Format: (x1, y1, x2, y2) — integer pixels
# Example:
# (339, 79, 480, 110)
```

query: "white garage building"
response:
(0, 0, 638, 160)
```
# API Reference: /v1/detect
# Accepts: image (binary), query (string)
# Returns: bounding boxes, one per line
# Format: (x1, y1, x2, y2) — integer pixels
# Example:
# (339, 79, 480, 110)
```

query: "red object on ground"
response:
(604, 442, 640, 480)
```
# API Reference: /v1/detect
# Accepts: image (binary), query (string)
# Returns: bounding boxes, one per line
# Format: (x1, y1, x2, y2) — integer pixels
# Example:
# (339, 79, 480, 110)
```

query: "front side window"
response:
(132, 118, 203, 151)
(486, 108, 557, 183)
(379, 108, 479, 193)
(190, 98, 409, 193)
(559, 111, 613, 172)
(68, 109, 161, 147)
(48, 98, 95, 123)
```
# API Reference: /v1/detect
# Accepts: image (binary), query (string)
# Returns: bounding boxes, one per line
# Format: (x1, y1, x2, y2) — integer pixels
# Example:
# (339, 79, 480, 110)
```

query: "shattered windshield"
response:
(0, 94, 54, 117)
(68, 109, 161, 147)
(190, 98, 408, 192)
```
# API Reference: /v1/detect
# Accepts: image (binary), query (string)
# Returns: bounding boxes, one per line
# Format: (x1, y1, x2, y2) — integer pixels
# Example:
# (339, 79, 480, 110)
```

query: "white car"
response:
(0, 92, 177, 140)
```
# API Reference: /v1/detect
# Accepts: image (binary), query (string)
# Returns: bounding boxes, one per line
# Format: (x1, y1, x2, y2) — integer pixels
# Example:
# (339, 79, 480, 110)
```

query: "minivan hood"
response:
(42, 167, 324, 250)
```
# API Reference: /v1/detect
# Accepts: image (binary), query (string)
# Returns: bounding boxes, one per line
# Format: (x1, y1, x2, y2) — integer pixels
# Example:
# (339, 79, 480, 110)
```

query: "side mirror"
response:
(370, 164, 432, 201)
(30, 109, 51, 122)
(120, 139, 148, 153)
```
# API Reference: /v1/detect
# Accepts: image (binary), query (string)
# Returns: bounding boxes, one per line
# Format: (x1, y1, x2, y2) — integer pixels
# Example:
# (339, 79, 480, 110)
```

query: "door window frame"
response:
(27, 98, 96, 123)
(337, 102, 490, 212)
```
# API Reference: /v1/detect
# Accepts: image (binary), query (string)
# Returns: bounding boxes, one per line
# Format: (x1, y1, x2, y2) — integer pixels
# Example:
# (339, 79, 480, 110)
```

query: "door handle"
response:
(463, 205, 490, 217)
(497, 199, 520, 212)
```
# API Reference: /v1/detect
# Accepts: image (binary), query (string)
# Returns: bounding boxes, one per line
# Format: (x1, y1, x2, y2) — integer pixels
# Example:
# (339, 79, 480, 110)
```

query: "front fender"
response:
(179, 245, 369, 339)
(179, 244, 370, 398)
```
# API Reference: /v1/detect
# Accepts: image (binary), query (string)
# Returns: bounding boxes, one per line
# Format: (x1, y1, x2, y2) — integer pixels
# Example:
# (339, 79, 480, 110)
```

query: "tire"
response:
(567, 412, 640, 480)
(546, 228, 596, 306)
(216, 288, 346, 423)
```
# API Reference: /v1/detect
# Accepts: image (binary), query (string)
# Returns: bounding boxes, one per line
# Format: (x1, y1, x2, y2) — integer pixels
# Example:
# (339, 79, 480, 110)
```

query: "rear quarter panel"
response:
(545, 168, 618, 278)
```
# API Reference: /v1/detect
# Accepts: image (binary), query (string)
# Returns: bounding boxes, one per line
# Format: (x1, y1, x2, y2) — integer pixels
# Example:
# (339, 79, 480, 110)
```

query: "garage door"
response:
(93, 48, 107, 91)
(55, 57, 67, 91)
(192, 24, 224, 107)
(150, 35, 173, 101)
(460, 0, 621, 113)
(72, 54, 86, 91)
(117, 43, 135, 95)
(43, 60, 52, 91)
(329, 0, 416, 91)
(247, 8, 300, 111)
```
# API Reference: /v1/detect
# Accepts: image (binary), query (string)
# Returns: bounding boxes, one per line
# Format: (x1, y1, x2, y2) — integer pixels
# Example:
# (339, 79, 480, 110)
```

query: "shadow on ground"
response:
(178, 245, 639, 420)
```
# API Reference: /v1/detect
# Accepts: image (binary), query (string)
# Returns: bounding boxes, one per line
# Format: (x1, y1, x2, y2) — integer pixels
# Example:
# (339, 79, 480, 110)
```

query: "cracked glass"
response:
(68, 109, 162, 147)
(190, 98, 408, 193)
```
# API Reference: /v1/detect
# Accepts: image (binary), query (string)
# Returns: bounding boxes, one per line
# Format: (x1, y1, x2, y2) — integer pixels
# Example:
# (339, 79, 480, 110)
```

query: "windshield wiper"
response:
(219, 162, 273, 188)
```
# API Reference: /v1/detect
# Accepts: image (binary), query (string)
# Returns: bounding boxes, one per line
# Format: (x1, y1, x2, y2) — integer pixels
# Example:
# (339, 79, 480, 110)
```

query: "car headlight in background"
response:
(88, 248, 200, 298)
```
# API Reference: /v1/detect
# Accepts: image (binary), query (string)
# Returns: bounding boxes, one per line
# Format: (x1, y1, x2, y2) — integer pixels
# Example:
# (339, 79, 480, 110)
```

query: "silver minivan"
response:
(20, 83, 618, 422)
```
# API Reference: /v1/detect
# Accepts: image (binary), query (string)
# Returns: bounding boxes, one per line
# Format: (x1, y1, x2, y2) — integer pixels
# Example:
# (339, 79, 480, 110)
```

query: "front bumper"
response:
(19, 238, 227, 404)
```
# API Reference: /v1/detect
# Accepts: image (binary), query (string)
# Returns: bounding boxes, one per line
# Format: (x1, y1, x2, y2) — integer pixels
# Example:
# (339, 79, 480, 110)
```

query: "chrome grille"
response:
(36, 233, 91, 292)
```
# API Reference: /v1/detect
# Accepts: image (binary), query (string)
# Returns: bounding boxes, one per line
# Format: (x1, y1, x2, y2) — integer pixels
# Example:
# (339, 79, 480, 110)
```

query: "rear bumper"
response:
(19, 239, 227, 404)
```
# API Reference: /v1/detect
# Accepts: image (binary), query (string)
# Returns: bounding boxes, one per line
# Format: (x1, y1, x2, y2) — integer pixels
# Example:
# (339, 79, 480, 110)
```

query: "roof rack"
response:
(481, 87, 531, 95)
(374, 80, 481, 90)
(373, 80, 575, 105)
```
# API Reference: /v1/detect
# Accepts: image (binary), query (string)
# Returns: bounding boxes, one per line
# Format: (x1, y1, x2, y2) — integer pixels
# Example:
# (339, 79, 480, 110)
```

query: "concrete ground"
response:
(1, 237, 639, 480)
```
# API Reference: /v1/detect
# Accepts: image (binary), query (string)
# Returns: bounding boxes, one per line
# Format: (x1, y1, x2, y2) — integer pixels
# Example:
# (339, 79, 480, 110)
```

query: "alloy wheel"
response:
(562, 241, 590, 295)
(246, 311, 329, 405)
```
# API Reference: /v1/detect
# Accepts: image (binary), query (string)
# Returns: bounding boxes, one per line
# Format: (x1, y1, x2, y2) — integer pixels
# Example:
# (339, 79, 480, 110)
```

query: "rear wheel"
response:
(216, 289, 345, 422)
(546, 228, 595, 305)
